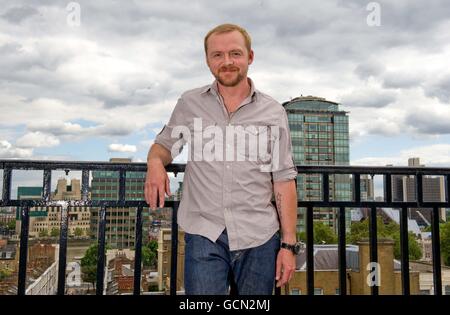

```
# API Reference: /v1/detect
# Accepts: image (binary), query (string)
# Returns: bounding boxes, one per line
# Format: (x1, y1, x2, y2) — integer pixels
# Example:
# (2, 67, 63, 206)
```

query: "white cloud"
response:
(15, 131, 60, 148)
(0, 140, 33, 158)
(28, 121, 83, 135)
(108, 143, 137, 153)
(339, 87, 397, 108)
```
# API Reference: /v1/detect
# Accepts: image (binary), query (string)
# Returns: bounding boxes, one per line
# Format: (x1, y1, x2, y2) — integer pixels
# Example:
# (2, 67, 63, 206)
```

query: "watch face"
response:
(294, 243, 301, 255)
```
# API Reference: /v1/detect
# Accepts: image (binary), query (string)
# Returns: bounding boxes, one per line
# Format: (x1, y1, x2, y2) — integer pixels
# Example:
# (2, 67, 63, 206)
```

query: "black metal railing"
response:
(1, 160, 449, 295)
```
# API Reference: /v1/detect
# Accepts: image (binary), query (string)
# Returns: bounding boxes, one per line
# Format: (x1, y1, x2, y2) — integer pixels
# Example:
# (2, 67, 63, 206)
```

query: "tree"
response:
(80, 243, 110, 290)
(347, 217, 422, 260)
(7, 220, 16, 231)
(50, 228, 60, 237)
(0, 268, 12, 281)
(74, 227, 83, 237)
(142, 240, 158, 268)
(441, 222, 450, 266)
(39, 229, 49, 238)
(297, 222, 337, 244)
(391, 232, 423, 261)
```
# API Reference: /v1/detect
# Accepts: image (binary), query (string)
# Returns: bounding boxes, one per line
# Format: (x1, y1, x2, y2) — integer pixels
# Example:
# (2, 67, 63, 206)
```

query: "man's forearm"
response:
(274, 180, 298, 244)
(147, 143, 173, 167)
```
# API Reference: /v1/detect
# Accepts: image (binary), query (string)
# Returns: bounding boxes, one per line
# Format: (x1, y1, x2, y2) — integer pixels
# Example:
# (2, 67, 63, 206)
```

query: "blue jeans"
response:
(184, 229, 280, 295)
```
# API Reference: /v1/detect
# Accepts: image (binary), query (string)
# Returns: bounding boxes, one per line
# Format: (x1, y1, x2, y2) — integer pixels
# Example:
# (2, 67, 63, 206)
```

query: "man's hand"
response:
(144, 158, 171, 210)
(275, 248, 296, 287)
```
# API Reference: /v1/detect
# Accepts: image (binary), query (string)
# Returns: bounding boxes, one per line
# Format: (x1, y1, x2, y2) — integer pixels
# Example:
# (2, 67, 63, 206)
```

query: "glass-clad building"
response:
(282, 96, 351, 232)
(90, 159, 151, 249)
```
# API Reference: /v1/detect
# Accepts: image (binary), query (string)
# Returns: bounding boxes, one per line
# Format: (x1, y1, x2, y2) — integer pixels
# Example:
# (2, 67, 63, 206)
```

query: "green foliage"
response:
(39, 229, 49, 237)
(142, 240, 158, 268)
(0, 268, 12, 281)
(74, 227, 83, 237)
(148, 283, 159, 292)
(80, 243, 110, 288)
(7, 220, 16, 231)
(297, 222, 337, 244)
(441, 222, 450, 266)
(391, 232, 423, 261)
(347, 217, 422, 260)
(50, 228, 60, 237)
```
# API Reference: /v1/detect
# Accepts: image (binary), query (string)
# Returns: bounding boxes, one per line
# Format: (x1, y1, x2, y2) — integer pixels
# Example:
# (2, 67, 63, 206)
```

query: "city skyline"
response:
(0, 1, 449, 169)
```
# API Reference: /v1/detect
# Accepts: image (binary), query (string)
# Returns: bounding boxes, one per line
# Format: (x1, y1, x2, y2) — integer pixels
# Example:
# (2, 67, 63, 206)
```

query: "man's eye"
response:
(231, 52, 242, 56)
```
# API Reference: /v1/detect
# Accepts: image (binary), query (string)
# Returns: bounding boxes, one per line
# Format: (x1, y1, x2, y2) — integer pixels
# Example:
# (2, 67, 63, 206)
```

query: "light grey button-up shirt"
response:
(155, 78, 297, 250)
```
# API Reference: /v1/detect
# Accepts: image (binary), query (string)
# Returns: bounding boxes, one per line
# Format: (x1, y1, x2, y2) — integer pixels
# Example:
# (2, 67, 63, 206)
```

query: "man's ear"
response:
(248, 49, 254, 65)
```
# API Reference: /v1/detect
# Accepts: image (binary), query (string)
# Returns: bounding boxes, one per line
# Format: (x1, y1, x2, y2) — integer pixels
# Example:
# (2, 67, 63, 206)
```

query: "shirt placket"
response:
(213, 90, 255, 250)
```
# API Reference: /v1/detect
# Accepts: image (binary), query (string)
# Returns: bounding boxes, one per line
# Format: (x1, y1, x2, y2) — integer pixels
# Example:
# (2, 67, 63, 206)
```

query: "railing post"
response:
(81, 170, 89, 201)
(384, 174, 392, 204)
(57, 203, 69, 295)
(369, 206, 379, 295)
(118, 169, 126, 203)
(399, 206, 410, 295)
(170, 201, 179, 296)
(18, 205, 30, 295)
(338, 207, 347, 295)
(354, 174, 361, 204)
(306, 206, 314, 295)
(2, 167, 12, 203)
(323, 174, 329, 202)
(416, 174, 423, 205)
(133, 206, 143, 295)
(96, 205, 107, 295)
(42, 169, 52, 202)
(431, 206, 442, 295)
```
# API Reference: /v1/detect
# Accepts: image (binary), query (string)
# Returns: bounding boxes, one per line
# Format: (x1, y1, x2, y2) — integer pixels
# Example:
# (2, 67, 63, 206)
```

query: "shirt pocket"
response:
(241, 124, 274, 166)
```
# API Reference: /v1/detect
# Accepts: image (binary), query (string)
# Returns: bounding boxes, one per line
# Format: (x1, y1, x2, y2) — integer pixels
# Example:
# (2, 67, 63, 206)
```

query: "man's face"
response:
(206, 30, 254, 87)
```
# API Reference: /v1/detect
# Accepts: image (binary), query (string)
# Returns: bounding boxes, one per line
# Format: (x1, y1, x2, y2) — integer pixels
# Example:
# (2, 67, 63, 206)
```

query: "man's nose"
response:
(223, 54, 233, 66)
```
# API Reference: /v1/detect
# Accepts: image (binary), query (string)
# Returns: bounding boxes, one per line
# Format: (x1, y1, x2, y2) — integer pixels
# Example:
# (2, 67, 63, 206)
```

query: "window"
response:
(445, 285, 450, 295)
(314, 288, 323, 295)
(291, 288, 301, 295)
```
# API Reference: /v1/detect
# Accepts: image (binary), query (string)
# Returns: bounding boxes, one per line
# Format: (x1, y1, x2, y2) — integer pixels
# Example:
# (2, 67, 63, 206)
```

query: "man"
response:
(144, 24, 298, 295)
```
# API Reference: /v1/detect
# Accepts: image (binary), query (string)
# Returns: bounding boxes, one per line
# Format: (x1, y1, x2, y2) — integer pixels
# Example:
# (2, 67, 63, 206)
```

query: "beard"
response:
(214, 66, 246, 87)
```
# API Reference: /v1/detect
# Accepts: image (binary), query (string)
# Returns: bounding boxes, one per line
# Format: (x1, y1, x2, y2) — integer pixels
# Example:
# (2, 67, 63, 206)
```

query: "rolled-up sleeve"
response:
(272, 109, 298, 182)
(154, 98, 189, 159)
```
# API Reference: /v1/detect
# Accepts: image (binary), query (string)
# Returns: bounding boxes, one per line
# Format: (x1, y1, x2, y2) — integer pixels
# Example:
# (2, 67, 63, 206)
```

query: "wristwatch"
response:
(280, 242, 301, 255)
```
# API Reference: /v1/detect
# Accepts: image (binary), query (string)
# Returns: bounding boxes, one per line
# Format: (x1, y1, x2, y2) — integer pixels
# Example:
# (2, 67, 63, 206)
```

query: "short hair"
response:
(204, 23, 252, 54)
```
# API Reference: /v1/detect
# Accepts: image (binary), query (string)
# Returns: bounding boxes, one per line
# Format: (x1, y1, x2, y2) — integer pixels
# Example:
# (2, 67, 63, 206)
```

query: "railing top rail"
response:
(1, 159, 450, 175)
(0, 160, 185, 173)
(295, 165, 450, 175)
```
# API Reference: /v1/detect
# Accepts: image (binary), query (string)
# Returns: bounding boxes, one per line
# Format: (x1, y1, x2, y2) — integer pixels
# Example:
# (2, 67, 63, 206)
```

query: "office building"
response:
(282, 96, 351, 232)
(90, 158, 151, 249)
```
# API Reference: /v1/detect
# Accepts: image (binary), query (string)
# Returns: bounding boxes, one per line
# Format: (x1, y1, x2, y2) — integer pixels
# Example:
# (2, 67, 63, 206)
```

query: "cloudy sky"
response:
(1, 0, 450, 172)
